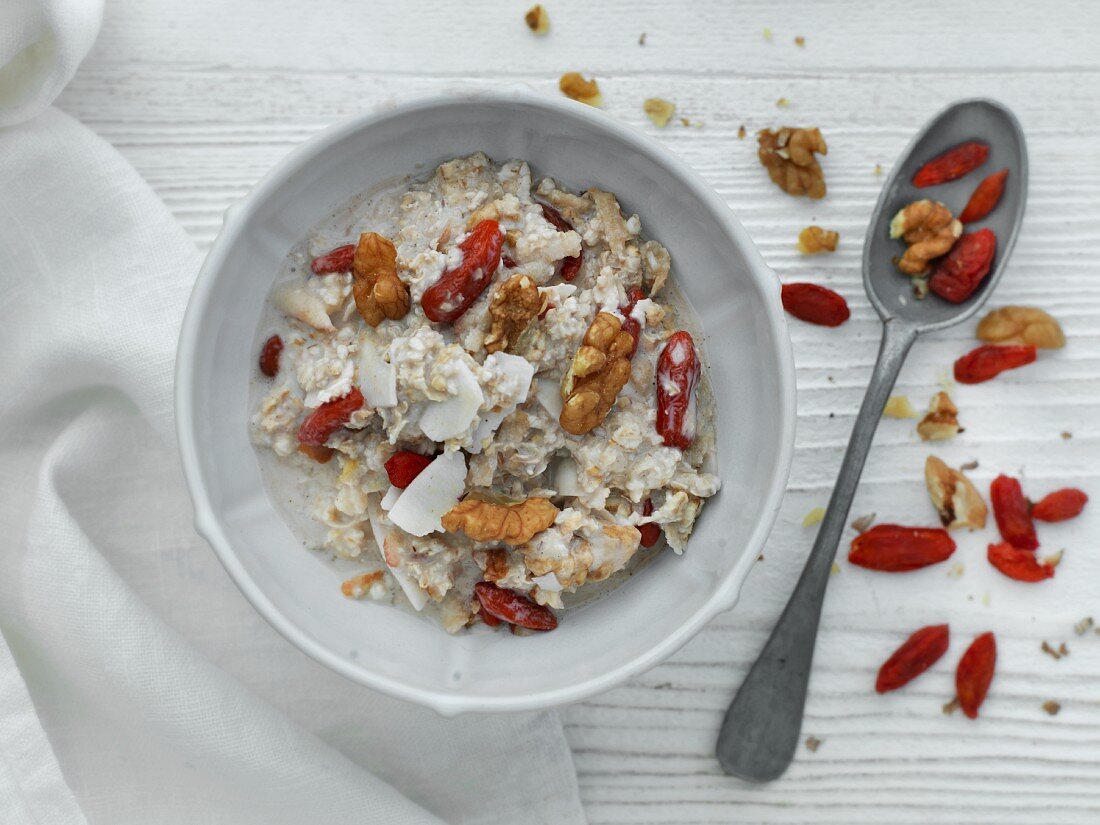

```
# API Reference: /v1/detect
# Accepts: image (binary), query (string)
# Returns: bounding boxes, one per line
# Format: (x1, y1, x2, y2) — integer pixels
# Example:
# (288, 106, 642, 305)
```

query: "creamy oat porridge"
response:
(250, 153, 721, 633)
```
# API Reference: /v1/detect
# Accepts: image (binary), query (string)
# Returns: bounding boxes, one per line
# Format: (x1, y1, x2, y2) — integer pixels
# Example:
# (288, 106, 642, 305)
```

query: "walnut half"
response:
(757, 127, 828, 199)
(484, 273, 541, 354)
(442, 497, 559, 545)
(925, 456, 987, 530)
(977, 306, 1065, 349)
(559, 312, 634, 435)
(889, 200, 961, 276)
(352, 232, 410, 326)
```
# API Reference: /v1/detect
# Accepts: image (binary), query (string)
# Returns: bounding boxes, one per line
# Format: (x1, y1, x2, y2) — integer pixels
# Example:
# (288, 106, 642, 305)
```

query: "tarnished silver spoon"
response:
(716, 98, 1028, 782)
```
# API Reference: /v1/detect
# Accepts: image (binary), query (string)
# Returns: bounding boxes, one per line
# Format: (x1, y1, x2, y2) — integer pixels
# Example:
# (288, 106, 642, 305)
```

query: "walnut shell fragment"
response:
(560, 312, 634, 435)
(889, 200, 962, 276)
(442, 497, 560, 545)
(352, 232, 410, 326)
(977, 306, 1065, 349)
(758, 127, 828, 199)
(925, 456, 987, 530)
(917, 391, 960, 442)
(484, 273, 541, 354)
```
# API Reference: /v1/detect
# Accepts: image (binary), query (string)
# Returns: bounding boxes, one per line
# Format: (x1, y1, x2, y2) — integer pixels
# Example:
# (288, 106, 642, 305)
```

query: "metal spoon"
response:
(716, 98, 1027, 782)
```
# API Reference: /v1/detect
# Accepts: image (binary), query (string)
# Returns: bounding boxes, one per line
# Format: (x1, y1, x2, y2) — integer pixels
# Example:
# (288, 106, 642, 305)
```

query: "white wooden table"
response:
(60, 1, 1100, 821)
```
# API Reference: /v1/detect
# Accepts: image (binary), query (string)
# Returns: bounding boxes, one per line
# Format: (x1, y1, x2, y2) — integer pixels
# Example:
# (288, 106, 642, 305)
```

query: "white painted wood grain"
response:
(58, 1, 1100, 821)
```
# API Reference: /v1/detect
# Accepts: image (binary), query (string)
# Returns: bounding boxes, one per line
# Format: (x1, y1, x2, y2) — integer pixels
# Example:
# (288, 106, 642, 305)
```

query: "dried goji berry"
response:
(956, 632, 996, 719)
(619, 286, 646, 358)
(479, 608, 502, 627)
(656, 331, 701, 450)
(912, 141, 989, 188)
(473, 581, 557, 631)
(780, 283, 850, 327)
(959, 169, 1009, 224)
(875, 624, 950, 694)
(848, 524, 956, 572)
(539, 203, 583, 282)
(990, 474, 1038, 550)
(928, 228, 996, 303)
(1031, 488, 1088, 522)
(297, 387, 364, 447)
(310, 244, 356, 275)
(987, 542, 1055, 582)
(638, 499, 662, 548)
(953, 344, 1036, 384)
(258, 334, 283, 377)
(421, 220, 503, 323)
(384, 451, 433, 489)
(298, 443, 335, 464)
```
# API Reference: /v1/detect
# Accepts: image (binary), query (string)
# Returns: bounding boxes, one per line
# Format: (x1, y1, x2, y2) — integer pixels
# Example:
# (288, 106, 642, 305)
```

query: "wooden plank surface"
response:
(59, 1, 1100, 821)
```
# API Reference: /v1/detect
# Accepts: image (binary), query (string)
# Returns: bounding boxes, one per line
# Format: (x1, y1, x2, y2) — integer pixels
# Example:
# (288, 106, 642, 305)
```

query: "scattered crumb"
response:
(1061, 431, 1073, 440)
(763, 27, 773, 42)
(883, 395, 919, 419)
(638, 32, 647, 46)
(850, 513, 876, 533)
(794, 36, 806, 47)
(1043, 549, 1065, 568)
(947, 562, 965, 580)
(981, 591, 991, 607)
(830, 561, 841, 575)
(559, 72, 603, 106)
(937, 370, 956, 392)
(1042, 700, 1062, 716)
(942, 697, 960, 715)
(643, 98, 676, 128)
(1041, 640, 1069, 660)
(524, 4, 550, 35)
(776, 97, 791, 108)
(960, 460, 979, 471)
(802, 506, 826, 527)
(912, 277, 929, 300)
(874, 164, 883, 176)
(757, 553, 765, 561)
(738, 124, 747, 139)
(1074, 616, 1094, 635)
(804, 736, 822, 752)
(653, 681, 672, 689)
(797, 225, 839, 254)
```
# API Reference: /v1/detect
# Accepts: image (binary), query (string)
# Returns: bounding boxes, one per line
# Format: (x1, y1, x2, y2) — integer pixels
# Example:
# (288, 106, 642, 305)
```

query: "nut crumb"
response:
(804, 736, 822, 752)
(942, 697, 960, 715)
(874, 164, 883, 176)
(918, 392, 960, 442)
(850, 513, 876, 533)
(524, 4, 550, 34)
(802, 506, 826, 527)
(960, 460, 979, 471)
(794, 35, 806, 47)
(1042, 700, 1062, 716)
(830, 561, 840, 575)
(1061, 431, 1072, 440)
(341, 571, 384, 599)
(643, 98, 676, 128)
(638, 32, 647, 46)
(738, 124, 747, 139)
(981, 591, 991, 607)
(560, 72, 603, 106)
(763, 27, 773, 41)
(1042, 549, 1065, 568)
(1074, 616, 1094, 635)
(912, 277, 929, 300)
(797, 225, 839, 254)
(947, 562, 965, 579)
(883, 395, 919, 419)
(776, 97, 791, 108)
(1041, 640, 1069, 661)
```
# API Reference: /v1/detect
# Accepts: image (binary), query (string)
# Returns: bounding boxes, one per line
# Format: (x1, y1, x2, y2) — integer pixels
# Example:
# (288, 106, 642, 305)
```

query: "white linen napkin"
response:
(0, 4, 586, 824)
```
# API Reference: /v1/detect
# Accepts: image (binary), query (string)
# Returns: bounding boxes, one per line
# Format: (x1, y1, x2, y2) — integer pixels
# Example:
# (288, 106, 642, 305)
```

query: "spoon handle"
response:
(716, 319, 918, 782)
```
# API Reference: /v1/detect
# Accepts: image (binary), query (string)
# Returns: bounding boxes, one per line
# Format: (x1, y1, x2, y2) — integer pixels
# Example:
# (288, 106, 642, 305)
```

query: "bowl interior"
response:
(179, 91, 794, 712)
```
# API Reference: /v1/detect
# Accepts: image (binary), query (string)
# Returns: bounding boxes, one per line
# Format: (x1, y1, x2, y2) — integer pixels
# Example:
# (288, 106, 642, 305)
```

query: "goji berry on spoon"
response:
(959, 169, 1009, 224)
(913, 141, 989, 188)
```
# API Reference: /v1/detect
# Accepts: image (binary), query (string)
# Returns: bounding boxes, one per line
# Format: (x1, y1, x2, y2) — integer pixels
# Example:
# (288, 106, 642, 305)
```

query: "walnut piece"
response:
(559, 72, 603, 106)
(352, 232, 410, 326)
(925, 456, 987, 530)
(883, 395, 919, 419)
(757, 127, 827, 199)
(442, 497, 559, 545)
(340, 571, 384, 599)
(559, 312, 634, 435)
(889, 200, 962, 276)
(797, 226, 839, 254)
(524, 4, 549, 34)
(643, 98, 676, 128)
(642, 239, 671, 296)
(588, 189, 630, 256)
(917, 391, 960, 441)
(977, 306, 1065, 349)
(484, 273, 541, 354)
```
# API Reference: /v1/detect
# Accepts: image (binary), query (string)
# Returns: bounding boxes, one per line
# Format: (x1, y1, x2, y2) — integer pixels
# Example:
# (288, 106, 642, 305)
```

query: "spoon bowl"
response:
(716, 98, 1027, 782)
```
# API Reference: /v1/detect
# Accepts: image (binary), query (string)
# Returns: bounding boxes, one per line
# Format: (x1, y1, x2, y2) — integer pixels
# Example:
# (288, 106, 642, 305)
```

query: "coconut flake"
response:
(552, 456, 581, 496)
(419, 361, 484, 442)
(386, 449, 467, 536)
(469, 352, 535, 453)
(273, 285, 334, 331)
(380, 485, 402, 511)
(358, 338, 397, 408)
(365, 495, 428, 611)
(535, 377, 564, 419)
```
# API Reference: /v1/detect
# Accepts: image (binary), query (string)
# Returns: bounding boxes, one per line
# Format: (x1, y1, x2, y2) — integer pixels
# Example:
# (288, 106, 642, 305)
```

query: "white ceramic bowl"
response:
(176, 88, 796, 714)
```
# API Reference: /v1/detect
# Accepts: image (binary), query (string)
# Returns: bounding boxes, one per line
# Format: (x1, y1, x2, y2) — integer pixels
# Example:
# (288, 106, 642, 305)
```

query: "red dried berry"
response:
(421, 220, 503, 323)
(539, 203, 583, 282)
(956, 632, 996, 719)
(875, 624, 950, 694)
(953, 344, 1036, 384)
(929, 229, 996, 303)
(990, 474, 1038, 550)
(913, 141, 989, 188)
(638, 499, 662, 548)
(781, 283, 850, 327)
(959, 169, 1009, 223)
(297, 387, 364, 447)
(298, 443, 335, 464)
(259, 334, 283, 377)
(656, 331, 701, 450)
(384, 451, 433, 489)
(473, 581, 557, 631)
(848, 524, 956, 572)
(311, 244, 356, 275)
(987, 542, 1055, 583)
(1031, 488, 1088, 522)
